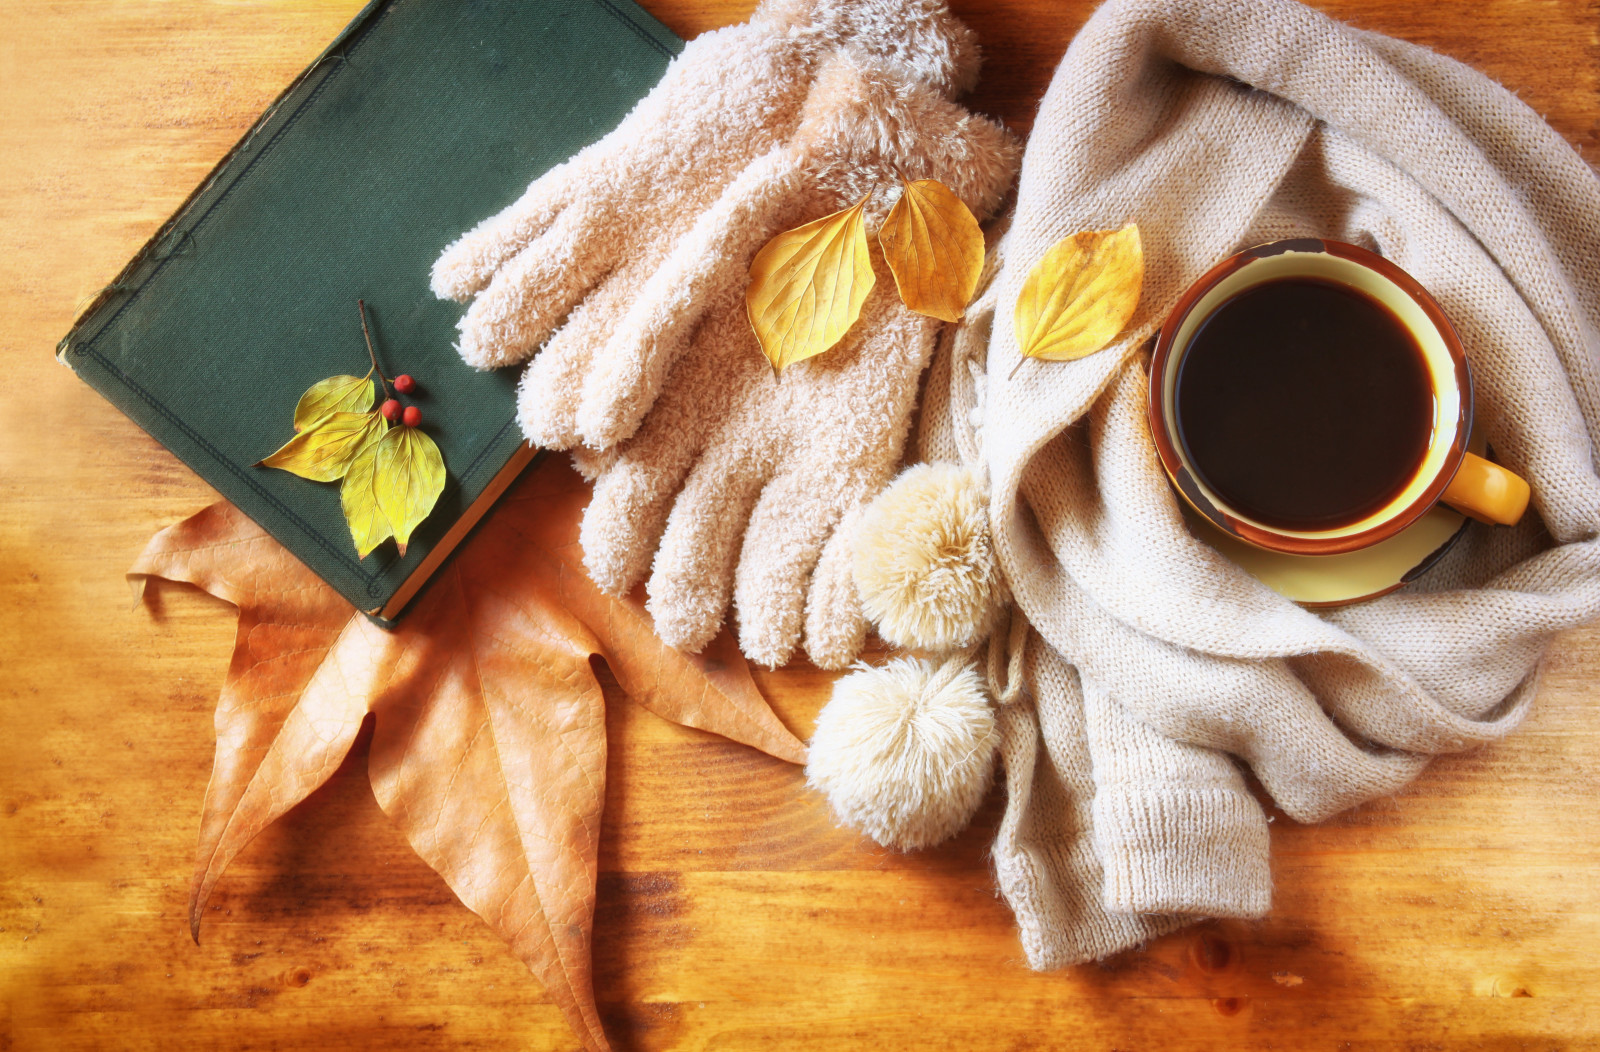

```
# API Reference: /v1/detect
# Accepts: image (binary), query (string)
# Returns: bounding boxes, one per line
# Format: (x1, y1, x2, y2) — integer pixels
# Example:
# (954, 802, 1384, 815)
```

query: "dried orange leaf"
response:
(129, 457, 807, 1052)
(260, 410, 387, 482)
(373, 425, 446, 556)
(1014, 223, 1144, 362)
(878, 179, 985, 323)
(746, 193, 876, 371)
(293, 373, 374, 431)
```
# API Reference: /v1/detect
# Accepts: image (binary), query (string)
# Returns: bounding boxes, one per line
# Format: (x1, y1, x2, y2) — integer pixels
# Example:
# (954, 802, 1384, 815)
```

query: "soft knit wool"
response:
(574, 53, 1020, 668)
(920, 334, 1273, 968)
(920, 0, 1600, 969)
(433, 0, 1019, 669)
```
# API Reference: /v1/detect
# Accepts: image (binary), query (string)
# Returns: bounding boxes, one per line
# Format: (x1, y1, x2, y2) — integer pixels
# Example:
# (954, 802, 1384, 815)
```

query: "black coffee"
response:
(1173, 276, 1434, 531)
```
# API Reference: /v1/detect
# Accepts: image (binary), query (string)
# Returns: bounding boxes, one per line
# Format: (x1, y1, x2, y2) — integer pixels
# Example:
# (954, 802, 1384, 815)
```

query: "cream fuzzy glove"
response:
(431, 0, 978, 435)
(576, 53, 1020, 669)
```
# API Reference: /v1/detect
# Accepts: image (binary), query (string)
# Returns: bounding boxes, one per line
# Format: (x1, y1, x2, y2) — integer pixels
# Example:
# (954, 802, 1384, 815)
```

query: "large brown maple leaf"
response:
(128, 456, 808, 1052)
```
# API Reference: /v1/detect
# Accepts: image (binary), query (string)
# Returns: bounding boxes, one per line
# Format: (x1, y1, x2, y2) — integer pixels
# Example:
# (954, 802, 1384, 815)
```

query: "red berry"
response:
(393, 373, 416, 394)
(402, 405, 422, 427)
(380, 398, 402, 422)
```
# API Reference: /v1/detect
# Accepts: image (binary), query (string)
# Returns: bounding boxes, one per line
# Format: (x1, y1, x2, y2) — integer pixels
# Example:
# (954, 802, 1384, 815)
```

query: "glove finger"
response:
(801, 502, 870, 670)
(430, 164, 581, 304)
(455, 201, 614, 369)
(646, 442, 770, 654)
(733, 472, 845, 668)
(575, 150, 803, 448)
(568, 445, 618, 482)
(518, 262, 650, 449)
(580, 414, 703, 597)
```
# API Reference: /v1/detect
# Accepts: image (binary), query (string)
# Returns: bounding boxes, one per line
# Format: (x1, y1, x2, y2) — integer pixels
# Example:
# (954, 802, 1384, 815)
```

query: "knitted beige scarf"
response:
(923, 0, 1600, 967)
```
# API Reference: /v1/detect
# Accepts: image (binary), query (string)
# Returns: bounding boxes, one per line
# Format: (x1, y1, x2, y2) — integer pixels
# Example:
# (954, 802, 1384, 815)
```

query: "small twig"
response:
(1007, 355, 1028, 381)
(357, 299, 391, 398)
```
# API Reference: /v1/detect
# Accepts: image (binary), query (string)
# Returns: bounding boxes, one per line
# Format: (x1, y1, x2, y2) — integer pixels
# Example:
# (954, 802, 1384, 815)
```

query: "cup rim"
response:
(1148, 238, 1474, 557)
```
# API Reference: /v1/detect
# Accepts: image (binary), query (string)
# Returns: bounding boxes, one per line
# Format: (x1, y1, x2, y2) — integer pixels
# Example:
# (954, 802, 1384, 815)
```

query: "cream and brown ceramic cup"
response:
(1149, 238, 1530, 557)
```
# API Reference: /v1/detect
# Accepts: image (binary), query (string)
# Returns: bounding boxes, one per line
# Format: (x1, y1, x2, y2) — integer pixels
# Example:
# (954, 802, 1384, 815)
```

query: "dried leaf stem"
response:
(357, 299, 391, 398)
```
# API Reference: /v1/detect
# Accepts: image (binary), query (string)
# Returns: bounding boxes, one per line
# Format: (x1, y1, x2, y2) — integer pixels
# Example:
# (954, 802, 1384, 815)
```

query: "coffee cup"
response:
(1148, 238, 1530, 557)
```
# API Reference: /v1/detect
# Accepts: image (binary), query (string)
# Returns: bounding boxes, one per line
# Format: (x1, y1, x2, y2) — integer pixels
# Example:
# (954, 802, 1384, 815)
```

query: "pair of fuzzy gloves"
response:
(433, 0, 1019, 669)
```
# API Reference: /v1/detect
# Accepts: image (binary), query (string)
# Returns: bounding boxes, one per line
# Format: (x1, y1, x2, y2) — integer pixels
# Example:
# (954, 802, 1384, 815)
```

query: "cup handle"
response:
(1440, 451, 1531, 525)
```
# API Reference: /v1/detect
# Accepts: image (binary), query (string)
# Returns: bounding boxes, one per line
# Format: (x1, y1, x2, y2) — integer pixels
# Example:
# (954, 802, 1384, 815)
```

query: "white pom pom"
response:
(807, 654, 998, 851)
(852, 462, 1005, 650)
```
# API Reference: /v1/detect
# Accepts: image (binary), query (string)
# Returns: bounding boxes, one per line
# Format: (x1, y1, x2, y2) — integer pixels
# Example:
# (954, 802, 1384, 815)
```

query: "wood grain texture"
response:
(2, 1, 1598, 1050)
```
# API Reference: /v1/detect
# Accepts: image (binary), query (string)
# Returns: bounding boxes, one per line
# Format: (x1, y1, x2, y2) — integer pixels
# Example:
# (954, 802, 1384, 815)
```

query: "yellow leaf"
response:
(878, 180, 985, 323)
(260, 411, 387, 483)
(340, 438, 394, 558)
(746, 193, 876, 371)
(373, 426, 446, 557)
(1014, 223, 1144, 363)
(293, 374, 375, 431)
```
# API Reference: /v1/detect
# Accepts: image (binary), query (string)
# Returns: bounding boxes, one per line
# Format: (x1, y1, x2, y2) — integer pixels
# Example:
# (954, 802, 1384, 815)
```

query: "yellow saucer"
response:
(1183, 501, 1467, 607)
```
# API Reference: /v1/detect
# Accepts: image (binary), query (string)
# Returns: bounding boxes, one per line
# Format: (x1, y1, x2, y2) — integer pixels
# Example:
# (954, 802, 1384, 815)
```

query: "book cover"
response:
(58, 0, 682, 623)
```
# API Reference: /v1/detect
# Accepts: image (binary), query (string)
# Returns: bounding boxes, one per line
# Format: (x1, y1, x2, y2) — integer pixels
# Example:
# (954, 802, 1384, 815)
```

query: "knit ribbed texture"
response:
(992, 646, 1191, 968)
(921, 0, 1600, 969)
(1080, 673, 1272, 917)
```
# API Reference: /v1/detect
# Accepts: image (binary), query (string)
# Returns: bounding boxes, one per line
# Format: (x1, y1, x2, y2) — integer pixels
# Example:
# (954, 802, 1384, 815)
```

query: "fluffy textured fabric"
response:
(432, 0, 1018, 670)
(918, 0, 1600, 969)
(760, 0, 980, 97)
(568, 52, 1020, 668)
(431, 0, 979, 375)
(853, 462, 1006, 650)
(807, 654, 998, 850)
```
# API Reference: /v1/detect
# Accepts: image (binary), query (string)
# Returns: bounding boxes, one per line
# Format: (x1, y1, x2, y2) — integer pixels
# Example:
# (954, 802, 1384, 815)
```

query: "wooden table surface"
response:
(3, 1, 1598, 1049)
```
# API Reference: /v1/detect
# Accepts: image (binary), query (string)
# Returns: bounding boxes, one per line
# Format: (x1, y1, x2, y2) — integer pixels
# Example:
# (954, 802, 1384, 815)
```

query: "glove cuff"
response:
(1091, 785, 1273, 918)
(753, 0, 981, 97)
(797, 51, 1021, 222)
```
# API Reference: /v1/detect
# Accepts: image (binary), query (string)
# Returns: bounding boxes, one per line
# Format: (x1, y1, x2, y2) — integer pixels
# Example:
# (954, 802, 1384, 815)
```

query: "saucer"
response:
(1175, 424, 1490, 608)
(1183, 500, 1468, 607)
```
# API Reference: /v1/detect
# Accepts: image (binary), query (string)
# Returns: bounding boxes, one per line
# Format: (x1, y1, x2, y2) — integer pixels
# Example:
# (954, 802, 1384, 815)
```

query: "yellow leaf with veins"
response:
(260, 410, 387, 482)
(746, 192, 876, 371)
(292, 373, 374, 431)
(1014, 223, 1144, 363)
(878, 179, 985, 323)
(373, 425, 446, 556)
(340, 437, 394, 558)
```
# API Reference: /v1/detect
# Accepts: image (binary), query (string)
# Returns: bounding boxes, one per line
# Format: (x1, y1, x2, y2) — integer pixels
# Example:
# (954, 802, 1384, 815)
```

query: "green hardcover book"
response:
(58, 0, 682, 624)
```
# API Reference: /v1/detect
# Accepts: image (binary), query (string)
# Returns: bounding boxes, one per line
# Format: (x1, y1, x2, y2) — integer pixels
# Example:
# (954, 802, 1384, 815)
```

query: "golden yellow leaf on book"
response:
(259, 409, 388, 482)
(373, 424, 446, 557)
(292, 373, 375, 431)
(340, 437, 394, 558)
(1014, 223, 1144, 364)
(878, 180, 985, 323)
(746, 193, 876, 371)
